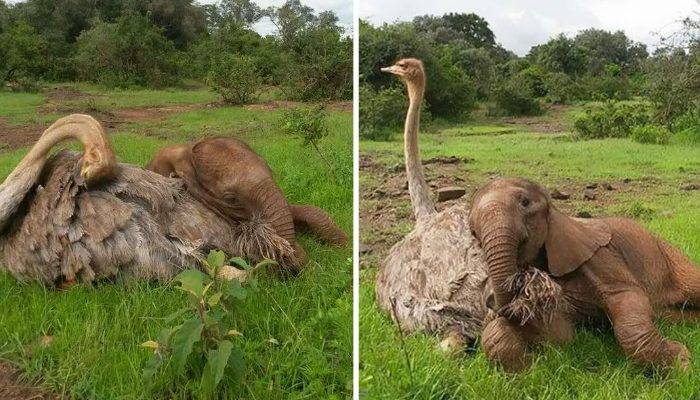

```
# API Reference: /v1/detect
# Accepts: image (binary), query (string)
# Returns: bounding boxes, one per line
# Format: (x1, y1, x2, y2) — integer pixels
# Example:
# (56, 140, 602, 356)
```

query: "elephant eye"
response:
(520, 197, 530, 207)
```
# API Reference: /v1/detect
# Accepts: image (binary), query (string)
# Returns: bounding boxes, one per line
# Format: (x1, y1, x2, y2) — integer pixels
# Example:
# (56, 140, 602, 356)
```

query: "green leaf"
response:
(227, 329, 243, 337)
(222, 279, 248, 301)
(207, 250, 226, 270)
(201, 340, 234, 391)
(171, 317, 204, 374)
(229, 257, 250, 269)
(228, 348, 246, 382)
(142, 354, 163, 382)
(158, 326, 180, 347)
(208, 292, 223, 307)
(165, 308, 190, 324)
(174, 269, 211, 297)
(254, 259, 277, 271)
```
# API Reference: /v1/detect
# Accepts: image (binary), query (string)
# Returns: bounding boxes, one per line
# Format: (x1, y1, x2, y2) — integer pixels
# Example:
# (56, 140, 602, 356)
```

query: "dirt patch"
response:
(326, 101, 352, 112)
(244, 100, 303, 111)
(0, 362, 60, 400)
(244, 100, 351, 112)
(0, 120, 45, 150)
(502, 104, 572, 134)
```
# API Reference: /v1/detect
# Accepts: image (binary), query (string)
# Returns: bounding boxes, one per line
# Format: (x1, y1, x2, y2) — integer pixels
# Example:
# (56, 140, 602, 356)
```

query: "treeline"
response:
(0, 0, 352, 101)
(360, 12, 700, 144)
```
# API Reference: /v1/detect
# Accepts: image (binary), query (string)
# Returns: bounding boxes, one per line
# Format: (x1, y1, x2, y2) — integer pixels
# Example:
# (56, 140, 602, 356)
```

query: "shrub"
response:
(281, 105, 332, 169)
(359, 85, 406, 141)
(573, 101, 651, 139)
(74, 15, 180, 88)
(543, 72, 576, 104)
(142, 250, 273, 394)
(207, 54, 261, 104)
(630, 124, 670, 144)
(671, 112, 700, 145)
(492, 73, 543, 116)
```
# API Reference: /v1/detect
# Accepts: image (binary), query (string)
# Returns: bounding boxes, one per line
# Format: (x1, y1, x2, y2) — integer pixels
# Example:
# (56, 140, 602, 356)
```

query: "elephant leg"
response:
(291, 204, 348, 247)
(606, 289, 690, 369)
(531, 312, 575, 346)
(481, 316, 531, 372)
(660, 308, 700, 323)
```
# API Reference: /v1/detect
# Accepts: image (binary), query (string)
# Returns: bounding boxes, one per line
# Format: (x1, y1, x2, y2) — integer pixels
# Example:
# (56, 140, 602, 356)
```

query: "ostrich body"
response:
(374, 59, 489, 345)
(0, 114, 297, 286)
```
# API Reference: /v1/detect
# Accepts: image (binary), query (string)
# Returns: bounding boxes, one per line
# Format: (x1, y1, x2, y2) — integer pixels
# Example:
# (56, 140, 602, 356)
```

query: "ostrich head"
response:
(381, 58, 425, 89)
(79, 144, 117, 183)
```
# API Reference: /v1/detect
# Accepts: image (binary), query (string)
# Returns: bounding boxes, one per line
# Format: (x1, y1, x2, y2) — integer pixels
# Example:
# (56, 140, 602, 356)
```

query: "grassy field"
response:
(359, 107, 700, 399)
(0, 86, 352, 399)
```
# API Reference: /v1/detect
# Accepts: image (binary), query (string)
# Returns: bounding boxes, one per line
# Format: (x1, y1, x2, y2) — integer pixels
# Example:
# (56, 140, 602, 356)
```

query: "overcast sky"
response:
(359, 0, 700, 55)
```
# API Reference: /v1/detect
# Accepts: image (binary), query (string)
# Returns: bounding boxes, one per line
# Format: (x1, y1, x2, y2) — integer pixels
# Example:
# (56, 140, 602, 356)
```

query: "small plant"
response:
(627, 201, 656, 221)
(630, 124, 670, 145)
(207, 54, 262, 105)
(573, 101, 651, 139)
(142, 250, 275, 394)
(281, 105, 332, 169)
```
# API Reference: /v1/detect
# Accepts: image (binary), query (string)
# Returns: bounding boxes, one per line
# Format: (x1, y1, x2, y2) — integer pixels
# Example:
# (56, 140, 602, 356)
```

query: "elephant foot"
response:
(665, 341, 690, 370)
(438, 330, 466, 354)
(482, 316, 531, 373)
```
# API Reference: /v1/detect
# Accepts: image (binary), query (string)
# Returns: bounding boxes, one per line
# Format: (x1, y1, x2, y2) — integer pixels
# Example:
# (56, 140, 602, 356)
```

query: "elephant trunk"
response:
(248, 177, 307, 270)
(480, 216, 520, 310)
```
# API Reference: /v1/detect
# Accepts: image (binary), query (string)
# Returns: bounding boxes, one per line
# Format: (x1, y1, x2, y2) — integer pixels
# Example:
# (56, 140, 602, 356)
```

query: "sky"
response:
(359, 0, 700, 55)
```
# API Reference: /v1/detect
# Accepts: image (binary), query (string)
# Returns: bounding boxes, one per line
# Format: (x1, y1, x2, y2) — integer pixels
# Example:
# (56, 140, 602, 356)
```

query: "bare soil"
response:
(358, 151, 654, 269)
(0, 362, 60, 400)
(502, 104, 572, 133)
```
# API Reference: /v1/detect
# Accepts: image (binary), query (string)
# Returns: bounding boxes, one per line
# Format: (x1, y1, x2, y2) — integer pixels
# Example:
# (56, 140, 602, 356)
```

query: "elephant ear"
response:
(545, 208, 611, 277)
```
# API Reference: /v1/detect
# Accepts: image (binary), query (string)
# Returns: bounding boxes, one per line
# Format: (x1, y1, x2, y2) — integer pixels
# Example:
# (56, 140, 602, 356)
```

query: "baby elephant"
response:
(469, 177, 700, 371)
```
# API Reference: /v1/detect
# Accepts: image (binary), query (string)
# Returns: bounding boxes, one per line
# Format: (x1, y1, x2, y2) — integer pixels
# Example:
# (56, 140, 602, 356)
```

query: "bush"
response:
(573, 101, 651, 139)
(207, 54, 261, 104)
(492, 74, 543, 116)
(74, 15, 180, 88)
(359, 85, 402, 141)
(671, 112, 700, 145)
(543, 72, 576, 104)
(630, 124, 670, 144)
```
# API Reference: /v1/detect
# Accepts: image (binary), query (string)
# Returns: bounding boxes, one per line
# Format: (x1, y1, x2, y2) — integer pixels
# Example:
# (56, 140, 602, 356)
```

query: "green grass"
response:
(360, 120, 700, 399)
(0, 89, 352, 399)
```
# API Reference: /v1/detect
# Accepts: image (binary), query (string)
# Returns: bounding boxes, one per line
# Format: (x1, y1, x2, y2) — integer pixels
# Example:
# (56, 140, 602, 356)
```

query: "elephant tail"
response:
(291, 204, 348, 247)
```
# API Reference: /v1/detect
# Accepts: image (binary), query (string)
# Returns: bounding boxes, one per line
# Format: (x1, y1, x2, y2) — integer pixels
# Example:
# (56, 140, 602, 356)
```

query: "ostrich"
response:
(373, 58, 564, 352)
(374, 59, 490, 350)
(0, 114, 341, 286)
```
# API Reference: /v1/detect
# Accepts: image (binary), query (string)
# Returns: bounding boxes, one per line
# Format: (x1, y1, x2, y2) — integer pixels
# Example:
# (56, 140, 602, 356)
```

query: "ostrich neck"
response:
(404, 82, 434, 221)
(0, 117, 110, 230)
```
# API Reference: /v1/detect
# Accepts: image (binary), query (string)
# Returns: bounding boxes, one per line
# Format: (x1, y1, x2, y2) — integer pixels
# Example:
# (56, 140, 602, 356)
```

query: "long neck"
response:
(404, 82, 434, 221)
(0, 115, 111, 230)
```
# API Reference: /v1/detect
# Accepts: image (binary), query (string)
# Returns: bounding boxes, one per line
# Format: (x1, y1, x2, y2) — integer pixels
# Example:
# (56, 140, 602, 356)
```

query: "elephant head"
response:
(147, 137, 306, 269)
(469, 178, 611, 312)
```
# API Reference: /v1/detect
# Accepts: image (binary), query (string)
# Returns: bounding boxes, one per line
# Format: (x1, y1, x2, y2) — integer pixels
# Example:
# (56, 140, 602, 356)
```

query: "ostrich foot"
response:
(438, 330, 466, 354)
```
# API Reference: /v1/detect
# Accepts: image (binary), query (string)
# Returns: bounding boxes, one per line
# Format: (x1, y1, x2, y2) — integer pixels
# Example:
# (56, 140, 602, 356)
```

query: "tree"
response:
(574, 29, 648, 74)
(0, 20, 47, 83)
(265, 0, 315, 46)
(529, 34, 589, 76)
(413, 12, 496, 49)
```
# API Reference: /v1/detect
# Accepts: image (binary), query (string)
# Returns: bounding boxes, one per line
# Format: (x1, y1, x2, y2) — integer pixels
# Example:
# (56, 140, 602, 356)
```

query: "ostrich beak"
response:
(381, 65, 402, 76)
